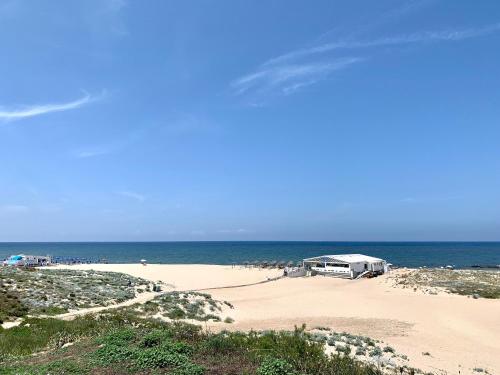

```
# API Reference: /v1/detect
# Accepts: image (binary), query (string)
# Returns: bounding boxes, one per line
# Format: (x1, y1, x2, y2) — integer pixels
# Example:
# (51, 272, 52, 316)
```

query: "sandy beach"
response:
(55, 264, 500, 375)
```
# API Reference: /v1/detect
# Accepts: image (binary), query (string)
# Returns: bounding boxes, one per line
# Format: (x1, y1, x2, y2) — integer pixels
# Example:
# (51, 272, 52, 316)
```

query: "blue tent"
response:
(6, 255, 24, 266)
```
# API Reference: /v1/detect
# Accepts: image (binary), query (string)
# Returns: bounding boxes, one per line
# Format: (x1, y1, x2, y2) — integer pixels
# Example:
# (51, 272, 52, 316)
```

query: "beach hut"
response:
(302, 254, 387, 279)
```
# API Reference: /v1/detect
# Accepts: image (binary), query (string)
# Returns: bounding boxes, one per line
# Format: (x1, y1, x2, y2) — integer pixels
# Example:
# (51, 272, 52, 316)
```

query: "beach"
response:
(54, 263, 500, 375)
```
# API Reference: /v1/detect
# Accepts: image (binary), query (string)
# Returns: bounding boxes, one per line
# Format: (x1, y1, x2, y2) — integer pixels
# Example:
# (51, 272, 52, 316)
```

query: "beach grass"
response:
(391, 269, 500, 298)
(0, 289, 28, 324)
(131, 291, 233, 322)
(0, 267, 151, 322)
(0, 310, 387, 375)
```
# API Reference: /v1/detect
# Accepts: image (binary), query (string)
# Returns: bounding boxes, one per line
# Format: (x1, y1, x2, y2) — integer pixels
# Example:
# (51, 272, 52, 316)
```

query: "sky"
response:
(1, 0, 499, 241)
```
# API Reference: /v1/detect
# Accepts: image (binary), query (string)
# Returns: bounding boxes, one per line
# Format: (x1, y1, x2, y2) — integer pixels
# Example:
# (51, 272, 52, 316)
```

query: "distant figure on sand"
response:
(140, 259, 147, 266)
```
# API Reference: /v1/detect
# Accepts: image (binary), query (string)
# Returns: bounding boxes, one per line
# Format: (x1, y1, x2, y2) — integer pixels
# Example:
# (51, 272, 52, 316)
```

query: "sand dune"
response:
(56, 264, 500, 375)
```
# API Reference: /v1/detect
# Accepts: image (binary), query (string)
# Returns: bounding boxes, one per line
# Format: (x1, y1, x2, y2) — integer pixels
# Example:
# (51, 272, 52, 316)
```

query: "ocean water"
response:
(1, 242, 500, 269)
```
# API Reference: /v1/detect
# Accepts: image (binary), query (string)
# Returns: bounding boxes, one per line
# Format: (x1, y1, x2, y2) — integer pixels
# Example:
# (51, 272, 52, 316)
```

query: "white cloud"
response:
(232, 22, 500, 102)
(232, 58, 362, 97)
(117, 191, 146, 202)
(265, 23, 500, 66)
(0, 91, 103, 121)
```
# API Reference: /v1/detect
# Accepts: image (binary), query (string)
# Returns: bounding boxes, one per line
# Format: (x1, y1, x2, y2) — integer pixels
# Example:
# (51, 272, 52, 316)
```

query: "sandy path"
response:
(40, 291, 159, 320)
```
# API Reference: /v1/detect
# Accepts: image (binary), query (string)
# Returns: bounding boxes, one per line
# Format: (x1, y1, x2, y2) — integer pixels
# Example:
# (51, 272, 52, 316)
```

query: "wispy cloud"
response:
(232, 58, 362, 98)
(117, 191, 146, 202)
(74, 149, 111, 159)
(96, 0, 129, 36)
(72, 123, 152, 159)
(0, 91, 103, 122)
(232, 22, 500, 102)
(266, 23, 500, 66)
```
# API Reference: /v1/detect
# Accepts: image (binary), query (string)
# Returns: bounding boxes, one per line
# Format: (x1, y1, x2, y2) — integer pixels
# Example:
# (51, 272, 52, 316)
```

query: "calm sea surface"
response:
(1, 242, 500, 268)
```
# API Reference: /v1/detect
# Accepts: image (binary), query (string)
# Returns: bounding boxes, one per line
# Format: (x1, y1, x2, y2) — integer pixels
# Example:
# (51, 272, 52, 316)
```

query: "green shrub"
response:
(96, 327, 136, 346)
(167, 306, 186, 320)
(91, 343, 136, 365)
(201, 331, 247, 354)
(309, 333, 327, 343)
(202, 313, 221, 322)
(369, 347, 382, 357)
(0, 290, 28, 323)
(134, 346, 191, 369)
(383, 346, 395, 353)
(336, 344, 351, 355)
(355, 347, 366, 356)
(257, 357, 296, 375)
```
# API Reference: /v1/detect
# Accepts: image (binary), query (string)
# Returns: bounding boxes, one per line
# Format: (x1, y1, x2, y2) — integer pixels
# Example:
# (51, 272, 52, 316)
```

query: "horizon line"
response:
(1, 240, 500, 244)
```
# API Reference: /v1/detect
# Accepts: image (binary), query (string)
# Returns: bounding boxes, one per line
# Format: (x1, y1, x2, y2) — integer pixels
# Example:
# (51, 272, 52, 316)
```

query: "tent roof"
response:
(303, 254, 385, 264)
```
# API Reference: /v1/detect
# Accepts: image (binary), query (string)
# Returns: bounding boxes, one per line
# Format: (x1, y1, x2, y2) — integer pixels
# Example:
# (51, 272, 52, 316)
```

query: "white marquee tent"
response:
(302, 254, 387, 279)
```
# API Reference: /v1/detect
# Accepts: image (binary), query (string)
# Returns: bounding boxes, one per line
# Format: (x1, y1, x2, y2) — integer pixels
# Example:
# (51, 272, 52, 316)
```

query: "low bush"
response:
(257, 357, 296, 375)
(369, 347, 382, 357)
(0, 290, 28, 323)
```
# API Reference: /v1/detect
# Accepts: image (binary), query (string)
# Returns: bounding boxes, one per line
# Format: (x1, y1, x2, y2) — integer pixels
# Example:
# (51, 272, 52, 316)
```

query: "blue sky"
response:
(1, 0, 499, 241)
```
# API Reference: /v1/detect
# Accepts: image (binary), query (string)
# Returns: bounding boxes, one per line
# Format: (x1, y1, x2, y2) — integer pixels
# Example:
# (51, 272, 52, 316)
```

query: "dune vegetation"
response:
(0, 267, 151, 321)
(390, 269, 500, 298)
(135, 291, 235, 322)
(0, 309, 400, 375)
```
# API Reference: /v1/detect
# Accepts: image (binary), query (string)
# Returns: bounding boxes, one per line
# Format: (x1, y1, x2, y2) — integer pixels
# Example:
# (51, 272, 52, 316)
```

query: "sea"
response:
(1, 242, 500, 269)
